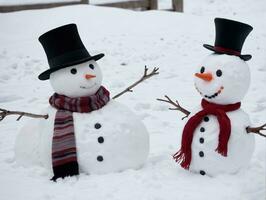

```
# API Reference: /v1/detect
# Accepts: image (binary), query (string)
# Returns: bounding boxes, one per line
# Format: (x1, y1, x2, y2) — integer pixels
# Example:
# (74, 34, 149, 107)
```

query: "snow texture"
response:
(0, 1, 265, 200)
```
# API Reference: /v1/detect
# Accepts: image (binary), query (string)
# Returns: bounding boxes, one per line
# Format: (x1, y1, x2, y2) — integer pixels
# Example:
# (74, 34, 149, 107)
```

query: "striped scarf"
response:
(49, 86, 110, 181)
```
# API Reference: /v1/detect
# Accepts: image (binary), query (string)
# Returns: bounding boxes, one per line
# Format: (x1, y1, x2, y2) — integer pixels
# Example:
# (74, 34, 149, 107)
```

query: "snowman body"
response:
(186, 54, 255, 176)
(15, 60, 149, 175)
(16, 100, 149, 174)
(187, 105, 254, 176)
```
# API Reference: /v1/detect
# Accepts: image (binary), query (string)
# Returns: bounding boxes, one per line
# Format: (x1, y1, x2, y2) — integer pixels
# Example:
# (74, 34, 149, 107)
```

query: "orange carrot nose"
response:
(85, 74, 96, 80)
(195, 72, 213, 82)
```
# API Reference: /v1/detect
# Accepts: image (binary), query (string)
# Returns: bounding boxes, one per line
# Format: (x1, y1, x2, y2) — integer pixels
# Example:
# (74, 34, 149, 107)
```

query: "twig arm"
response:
(112, 66, 159, 99)
(157, 95, 190, 120)
(246, 123, 266, 138)
(0, 108, 48, 121)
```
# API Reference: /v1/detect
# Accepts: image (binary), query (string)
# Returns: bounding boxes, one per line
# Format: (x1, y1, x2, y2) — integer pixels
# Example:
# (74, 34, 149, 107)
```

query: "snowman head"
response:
(49, 60, 103, 98)
(194, 54, 250, 105)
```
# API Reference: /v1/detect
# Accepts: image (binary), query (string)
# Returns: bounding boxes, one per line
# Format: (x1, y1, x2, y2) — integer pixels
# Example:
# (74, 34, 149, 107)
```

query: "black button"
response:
(199, 137, 204, 143)
(199, 151, 204, 157)
(95, 123, 101, 129)
(200, 127, 205, 132)
(97, 156, 103, 162)
(203, 116, 209, 122)
(216, 69, 222, 77)
(200, 170, 206, 175)
(98, 137, 104, 144)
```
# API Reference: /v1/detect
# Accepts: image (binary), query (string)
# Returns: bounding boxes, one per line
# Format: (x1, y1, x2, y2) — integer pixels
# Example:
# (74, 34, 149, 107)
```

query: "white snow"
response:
(0, 1, 265, 200)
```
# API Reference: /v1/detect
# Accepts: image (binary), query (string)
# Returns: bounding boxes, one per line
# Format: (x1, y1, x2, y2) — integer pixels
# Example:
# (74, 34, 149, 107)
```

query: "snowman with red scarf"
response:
(158, 18, 266, 176)
(15, 24, 151, 181)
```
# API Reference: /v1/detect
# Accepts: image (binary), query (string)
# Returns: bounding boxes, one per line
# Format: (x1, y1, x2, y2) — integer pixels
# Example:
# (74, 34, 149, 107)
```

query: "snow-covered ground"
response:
(0, 1, 265, 200)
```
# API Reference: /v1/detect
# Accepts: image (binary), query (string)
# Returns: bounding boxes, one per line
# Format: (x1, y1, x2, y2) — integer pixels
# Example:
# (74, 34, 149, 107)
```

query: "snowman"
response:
(15, 24, 151, 181)
(158, 18, 266, 176)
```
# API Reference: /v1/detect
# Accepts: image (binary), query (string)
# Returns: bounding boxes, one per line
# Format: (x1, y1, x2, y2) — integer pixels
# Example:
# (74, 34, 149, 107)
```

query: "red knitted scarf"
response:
(49, 86, 110, 181)
(173, 99, 241, 170)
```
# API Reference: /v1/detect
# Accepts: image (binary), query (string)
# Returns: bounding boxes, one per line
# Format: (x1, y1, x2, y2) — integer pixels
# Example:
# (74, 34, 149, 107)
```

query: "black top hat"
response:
(203, 18, 253, 61)
(38, 24, 104, 80)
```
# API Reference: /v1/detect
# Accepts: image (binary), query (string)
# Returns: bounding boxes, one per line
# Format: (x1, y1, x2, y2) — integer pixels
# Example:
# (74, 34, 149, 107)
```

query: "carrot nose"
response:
(85, 74, 96, 80)
(195, 72, 213, 82)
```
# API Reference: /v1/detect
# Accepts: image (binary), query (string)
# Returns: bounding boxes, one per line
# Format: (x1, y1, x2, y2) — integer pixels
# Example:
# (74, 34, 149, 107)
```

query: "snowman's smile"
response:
(80, 83, 97, 90)
(195, 84, 224, 99)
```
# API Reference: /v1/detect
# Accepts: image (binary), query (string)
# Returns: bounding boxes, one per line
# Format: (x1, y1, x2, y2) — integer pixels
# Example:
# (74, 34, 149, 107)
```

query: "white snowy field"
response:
(0, 2, 266, 200)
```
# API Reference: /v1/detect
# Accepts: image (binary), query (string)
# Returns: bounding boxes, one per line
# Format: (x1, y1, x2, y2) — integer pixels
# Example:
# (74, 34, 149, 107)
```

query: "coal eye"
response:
(216, 69, 222, 77)
(89, 64, 94, 70)
(70, 68, 77, 74)
(200, 66, 205, 73)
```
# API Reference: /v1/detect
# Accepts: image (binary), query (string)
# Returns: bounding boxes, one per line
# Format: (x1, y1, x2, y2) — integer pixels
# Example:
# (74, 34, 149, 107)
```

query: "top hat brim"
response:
(38, 53, 104, 80)
(203, 44, 251, 61)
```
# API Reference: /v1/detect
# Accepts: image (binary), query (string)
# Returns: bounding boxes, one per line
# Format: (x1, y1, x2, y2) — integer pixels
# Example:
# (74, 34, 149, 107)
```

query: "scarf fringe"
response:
(173, 150, 190, 170)
(215, 146, 228, 157)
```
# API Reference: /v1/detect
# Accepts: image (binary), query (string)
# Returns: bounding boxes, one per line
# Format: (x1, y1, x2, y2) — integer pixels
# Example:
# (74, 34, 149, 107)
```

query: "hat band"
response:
(214, 46, 241, 56)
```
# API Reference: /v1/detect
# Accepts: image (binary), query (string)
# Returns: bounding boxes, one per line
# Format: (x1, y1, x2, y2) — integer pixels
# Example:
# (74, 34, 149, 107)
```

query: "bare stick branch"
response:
(0, 108, 48, 122)
(112, 66, 159, 99)
(246, 123, 266, 138)
(157, 95, 190, 120)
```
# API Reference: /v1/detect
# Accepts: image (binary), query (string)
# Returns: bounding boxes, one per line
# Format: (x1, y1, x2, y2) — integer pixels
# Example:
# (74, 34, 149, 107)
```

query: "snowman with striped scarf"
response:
(14, 24, 155, 181)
